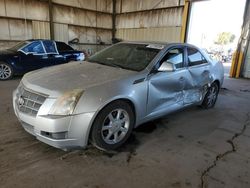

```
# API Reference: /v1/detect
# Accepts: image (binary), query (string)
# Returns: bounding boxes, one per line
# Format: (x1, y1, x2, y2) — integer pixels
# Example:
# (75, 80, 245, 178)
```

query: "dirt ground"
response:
(0, 76, 250, 188)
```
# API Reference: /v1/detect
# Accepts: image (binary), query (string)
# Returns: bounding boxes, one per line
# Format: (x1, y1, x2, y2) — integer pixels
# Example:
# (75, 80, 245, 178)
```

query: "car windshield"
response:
(9, 41, 31, 51)
(88, 43, 161, 71)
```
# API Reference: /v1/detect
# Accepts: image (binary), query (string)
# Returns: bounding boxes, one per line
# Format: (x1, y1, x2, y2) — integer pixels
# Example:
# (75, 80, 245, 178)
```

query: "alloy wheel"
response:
(101, 109, 130, 145)
(207, 85, 218, 107)
(0, 64, 12, 80)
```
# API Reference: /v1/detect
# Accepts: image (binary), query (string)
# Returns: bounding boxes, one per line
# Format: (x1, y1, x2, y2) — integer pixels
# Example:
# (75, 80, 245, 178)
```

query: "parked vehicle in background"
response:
(0, 40, 85, 80)
(13, 42, 224, 151)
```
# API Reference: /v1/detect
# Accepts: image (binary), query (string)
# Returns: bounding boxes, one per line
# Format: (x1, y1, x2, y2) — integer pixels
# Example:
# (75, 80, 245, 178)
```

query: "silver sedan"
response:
(13, 42, 224, 151)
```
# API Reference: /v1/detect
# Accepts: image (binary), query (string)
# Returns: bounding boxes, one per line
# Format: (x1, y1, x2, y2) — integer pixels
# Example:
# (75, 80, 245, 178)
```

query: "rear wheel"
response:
(91, 101, 135, 151)
(0, 62, 13, 80)
(201, 82, 219, 109)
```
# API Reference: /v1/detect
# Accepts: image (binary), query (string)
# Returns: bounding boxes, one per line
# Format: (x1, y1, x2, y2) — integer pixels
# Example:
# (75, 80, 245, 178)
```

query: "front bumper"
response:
(13, 89, 95, 150)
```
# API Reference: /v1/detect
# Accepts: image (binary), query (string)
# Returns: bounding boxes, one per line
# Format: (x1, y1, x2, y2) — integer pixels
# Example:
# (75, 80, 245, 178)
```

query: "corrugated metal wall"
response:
(0, 0, 186, 52)
(115, 0, 185, 42)
(0, 0, 113, 54)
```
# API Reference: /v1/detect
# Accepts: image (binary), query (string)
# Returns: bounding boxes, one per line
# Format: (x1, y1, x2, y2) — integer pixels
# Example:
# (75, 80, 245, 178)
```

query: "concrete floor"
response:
(0, 75, 250, 188)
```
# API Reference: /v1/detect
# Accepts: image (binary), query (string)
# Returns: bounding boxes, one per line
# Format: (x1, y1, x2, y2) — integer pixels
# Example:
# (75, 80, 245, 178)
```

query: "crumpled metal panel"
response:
(148, 69, 192, 113)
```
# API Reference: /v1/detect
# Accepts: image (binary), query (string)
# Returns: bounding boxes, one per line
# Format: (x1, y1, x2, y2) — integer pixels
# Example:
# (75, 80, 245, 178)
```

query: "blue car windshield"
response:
(88, 43, 161, 71)
(9, 41, 31, 51)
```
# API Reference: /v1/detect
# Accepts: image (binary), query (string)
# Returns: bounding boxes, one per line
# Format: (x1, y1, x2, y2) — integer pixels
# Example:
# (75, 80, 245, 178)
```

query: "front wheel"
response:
(91, 101, 135, 151)
(0, 62, 13, 80)
(201, 82, 219, 109)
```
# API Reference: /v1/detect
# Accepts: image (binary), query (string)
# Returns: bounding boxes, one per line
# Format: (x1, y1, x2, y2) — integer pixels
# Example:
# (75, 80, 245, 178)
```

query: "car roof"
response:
(121, 41, 168, 45)
(119, 41, 200, 49)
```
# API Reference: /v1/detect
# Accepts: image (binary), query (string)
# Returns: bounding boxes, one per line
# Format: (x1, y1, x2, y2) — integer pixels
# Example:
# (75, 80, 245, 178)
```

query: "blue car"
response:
(0, 40, 85, 80)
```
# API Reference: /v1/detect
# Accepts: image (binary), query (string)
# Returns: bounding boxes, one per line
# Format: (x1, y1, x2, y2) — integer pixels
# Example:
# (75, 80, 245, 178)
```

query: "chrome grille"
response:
(16, 85, 47, 116)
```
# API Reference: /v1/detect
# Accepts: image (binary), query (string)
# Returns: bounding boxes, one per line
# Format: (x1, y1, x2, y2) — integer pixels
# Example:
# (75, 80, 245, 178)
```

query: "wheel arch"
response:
(86, 98, 136, 144)
(213, 79, 221, 89)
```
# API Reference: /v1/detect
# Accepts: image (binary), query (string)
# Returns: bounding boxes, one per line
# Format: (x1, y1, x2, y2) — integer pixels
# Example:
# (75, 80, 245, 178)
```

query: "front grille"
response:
(16, 84, 47, 116)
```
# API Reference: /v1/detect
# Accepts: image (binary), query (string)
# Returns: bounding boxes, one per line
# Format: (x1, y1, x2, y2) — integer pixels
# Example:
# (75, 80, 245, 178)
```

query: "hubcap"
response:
(207, 85, 218, 106)
(0, 64, 11, 79)
(101, 109, 130, 145)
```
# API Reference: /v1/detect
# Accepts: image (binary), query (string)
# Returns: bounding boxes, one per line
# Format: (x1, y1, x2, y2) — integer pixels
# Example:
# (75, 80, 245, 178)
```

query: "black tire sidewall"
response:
(0, 62, 13, 80)
(202, 82, 219, 109)
(91, 101, 135, 151)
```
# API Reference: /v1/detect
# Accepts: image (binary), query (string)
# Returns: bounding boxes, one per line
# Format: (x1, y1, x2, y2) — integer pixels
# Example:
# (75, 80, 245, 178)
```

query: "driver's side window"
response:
(160, 48, 184, 69)
(21, 41, 45, 55)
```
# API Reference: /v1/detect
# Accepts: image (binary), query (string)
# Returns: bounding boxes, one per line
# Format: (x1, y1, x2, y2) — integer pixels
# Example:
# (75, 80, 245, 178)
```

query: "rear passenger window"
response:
(187, 48, 207, 67)
(21, 41, 45, 54)
(43, 41, 58, 54)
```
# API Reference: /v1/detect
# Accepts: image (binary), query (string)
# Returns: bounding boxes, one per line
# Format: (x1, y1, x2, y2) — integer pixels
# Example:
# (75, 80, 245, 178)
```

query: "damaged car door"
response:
(184, 47, 212, 104)
(147, 47, 191, 118)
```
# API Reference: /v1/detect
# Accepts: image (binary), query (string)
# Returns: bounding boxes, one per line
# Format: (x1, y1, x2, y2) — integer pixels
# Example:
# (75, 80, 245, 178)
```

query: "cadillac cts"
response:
(13, 42, 224, 151)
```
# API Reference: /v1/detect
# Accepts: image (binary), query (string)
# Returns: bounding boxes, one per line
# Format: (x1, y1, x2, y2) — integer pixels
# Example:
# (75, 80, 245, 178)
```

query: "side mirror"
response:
(158, 61, 176, 72)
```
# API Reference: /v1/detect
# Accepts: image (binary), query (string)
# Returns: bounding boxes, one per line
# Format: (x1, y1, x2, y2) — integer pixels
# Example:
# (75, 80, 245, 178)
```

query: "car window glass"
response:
(10, 41, 30, 51)
(56, 42, 74, 52)
(43, 41, 58, 54)
(188, 48, 207, 66)
(21, 41, 45, 54)
(88, 43, 160, 71)
(160, 48, 184, 69)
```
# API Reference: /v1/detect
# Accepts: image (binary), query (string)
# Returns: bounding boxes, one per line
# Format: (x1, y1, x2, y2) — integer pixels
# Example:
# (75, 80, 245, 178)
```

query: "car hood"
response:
(22, 61, 136, 97)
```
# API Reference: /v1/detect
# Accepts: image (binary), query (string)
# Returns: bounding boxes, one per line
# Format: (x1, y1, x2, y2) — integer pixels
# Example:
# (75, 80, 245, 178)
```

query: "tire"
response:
(0, 62, 13, 80)
(91, 100, 135, 151)
(201, 82, 219, 109)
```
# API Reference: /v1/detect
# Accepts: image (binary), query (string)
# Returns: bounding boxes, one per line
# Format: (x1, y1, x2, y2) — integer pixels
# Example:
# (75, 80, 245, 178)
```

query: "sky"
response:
(187, 0, 246, 50)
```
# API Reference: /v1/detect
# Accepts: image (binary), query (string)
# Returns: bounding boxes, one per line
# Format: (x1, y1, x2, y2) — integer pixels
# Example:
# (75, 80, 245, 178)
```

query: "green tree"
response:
(215, 32, 236, 45)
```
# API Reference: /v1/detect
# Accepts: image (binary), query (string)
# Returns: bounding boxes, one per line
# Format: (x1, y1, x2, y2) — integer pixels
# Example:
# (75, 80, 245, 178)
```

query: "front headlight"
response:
(49, 89, 84, 116)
